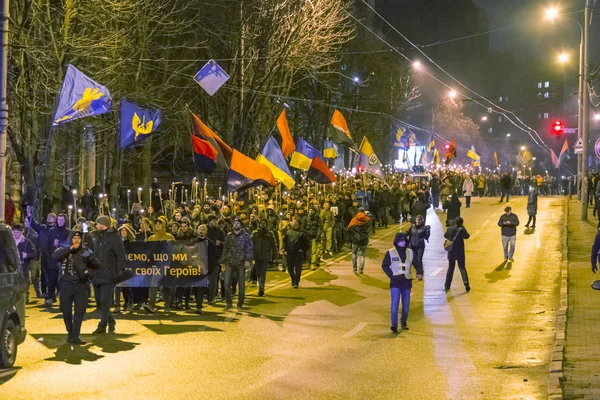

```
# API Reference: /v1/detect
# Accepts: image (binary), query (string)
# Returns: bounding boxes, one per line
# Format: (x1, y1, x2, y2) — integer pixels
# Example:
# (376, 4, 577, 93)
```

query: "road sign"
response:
(574, 137, 583, 154)
(194, 59, 230, 96)
(564, 128, 577, 134)
(595, 138, 600, 159)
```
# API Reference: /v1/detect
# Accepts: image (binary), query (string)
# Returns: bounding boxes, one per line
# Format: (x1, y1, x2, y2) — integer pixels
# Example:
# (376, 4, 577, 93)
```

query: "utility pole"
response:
(581, 0, 591, 220)
(577, 38, 583, 200)
(0, 0, 9, 222)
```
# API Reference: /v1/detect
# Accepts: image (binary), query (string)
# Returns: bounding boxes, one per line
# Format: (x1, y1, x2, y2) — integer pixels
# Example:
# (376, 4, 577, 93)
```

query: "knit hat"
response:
(76, 217, 87, 223)
(393, 232, 408, 246)
(72, 231, 83, 239)
(96, 215, 111, 228)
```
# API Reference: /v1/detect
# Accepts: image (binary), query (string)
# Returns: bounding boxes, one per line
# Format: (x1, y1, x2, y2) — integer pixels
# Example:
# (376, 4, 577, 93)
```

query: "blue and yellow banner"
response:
(120, 99, 161, 148)
(256, 135, 296, 189)
(289, 138, 324, 171)
(53, 64, 112, 126)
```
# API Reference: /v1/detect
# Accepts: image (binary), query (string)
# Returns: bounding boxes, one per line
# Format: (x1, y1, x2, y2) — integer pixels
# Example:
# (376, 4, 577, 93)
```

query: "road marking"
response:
(430, 267, 444, 276)
(342, 322, 368, 338)
(0, 369, 17, 378)
(536, 233, 541, 249)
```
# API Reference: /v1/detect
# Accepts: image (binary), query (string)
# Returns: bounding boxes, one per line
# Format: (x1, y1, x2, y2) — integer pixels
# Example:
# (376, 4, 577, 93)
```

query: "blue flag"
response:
(391, 124, 414, 149)
(53, 64, 112, 126)
(119, 99, 162, 148)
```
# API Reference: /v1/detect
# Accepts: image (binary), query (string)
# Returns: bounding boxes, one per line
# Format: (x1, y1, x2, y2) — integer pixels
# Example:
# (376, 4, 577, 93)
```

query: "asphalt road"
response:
(0, 196, 564, 399)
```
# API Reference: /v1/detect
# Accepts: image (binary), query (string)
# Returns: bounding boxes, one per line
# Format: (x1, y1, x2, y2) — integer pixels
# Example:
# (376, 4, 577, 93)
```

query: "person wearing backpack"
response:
(444, 217, 471, 293)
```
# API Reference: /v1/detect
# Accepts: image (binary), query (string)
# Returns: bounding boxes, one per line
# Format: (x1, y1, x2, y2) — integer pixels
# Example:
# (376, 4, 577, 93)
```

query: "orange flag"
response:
(277, 110, 295, 158)
(330, 109, 355, 147)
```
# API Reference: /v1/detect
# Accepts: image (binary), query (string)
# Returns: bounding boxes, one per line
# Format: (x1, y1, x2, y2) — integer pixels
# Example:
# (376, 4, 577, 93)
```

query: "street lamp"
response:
(412, 61, 422, 70)
(520, 146, 526, 151)
(481, 116, 488, 122)
(594, 113, 600, 121)
(448, 90, 457, 99)
(352, 76, 360, 83)
(557, 52, 570, 63)
(545, 6, 559, 20)
(506, 133, 511, 137)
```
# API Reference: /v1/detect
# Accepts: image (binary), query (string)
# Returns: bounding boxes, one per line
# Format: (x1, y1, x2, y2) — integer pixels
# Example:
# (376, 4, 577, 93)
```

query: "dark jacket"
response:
(302, 211, 322, 240)
(284, 228, 310, 253)
(406, 224, 430, 248)
(29, 218, 55, 255)
(222, 229, 253, 266)
(381, 245, 422, 289)
(52, 245, 100, 283)
(591, 228, 600, 270)
(47, 225, 72, 270)
(16, 237, 38, 271)
(498, 213, 520, 237)
(251, 228, 278, 261)
(410, 200, 430, 223)
(501, 175, 512, 190)
(207, 225, 225, 265)
(444, 226, 470, 259)
(430, 176, 441, 194)
(527, 191, 538, 216)
(92, 228, 127, 284)
(444, 197, 462, 223)
(175, 228, 198, 244)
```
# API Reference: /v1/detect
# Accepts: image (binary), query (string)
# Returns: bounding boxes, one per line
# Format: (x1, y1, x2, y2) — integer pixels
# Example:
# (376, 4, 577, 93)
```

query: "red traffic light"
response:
(444, 144, 450, 150)
(552, 120, 564, 134)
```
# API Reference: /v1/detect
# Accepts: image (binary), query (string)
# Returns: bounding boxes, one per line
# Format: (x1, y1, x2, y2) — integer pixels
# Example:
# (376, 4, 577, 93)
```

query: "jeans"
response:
(352, 244, 367, 272)
(500, 189, 510, 203)
(208, 263, 220, 303)
(412, 246, 425, 275)
(390, 287, 411, 327)
(526, 215, 536, 228)
(60, 281, 88, 340)
(225, 264, 246, 307)
(254, 260, 269, 290)
(502, 235, 516, 259)
(465, 196, 471, 208)
(377, 207, 389, 227)
(45, 269, 60, 301)
(445, 257, 470, 290)
(195, 287, 208, 310)
(287, 251, 303, 285)
(94, 283, 115, 330)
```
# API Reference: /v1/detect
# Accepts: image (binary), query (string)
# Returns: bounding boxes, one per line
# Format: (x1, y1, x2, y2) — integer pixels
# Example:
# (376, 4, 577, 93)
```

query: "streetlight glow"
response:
(594, 113, 600, 121)
(481, 116, 488, 122)
(352, 76, 360, 83)
(558, 52, 570, 63)
(448, 90, 457, 99)
(545, 6, 559, 20)
(520, 146, 526, 151)
(412, 60, 422, 70)
(506, 133, 511, 137)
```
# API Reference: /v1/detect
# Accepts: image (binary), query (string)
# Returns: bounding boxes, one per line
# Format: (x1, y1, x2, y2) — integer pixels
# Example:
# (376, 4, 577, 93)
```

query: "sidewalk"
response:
(564, 200, 600, 399)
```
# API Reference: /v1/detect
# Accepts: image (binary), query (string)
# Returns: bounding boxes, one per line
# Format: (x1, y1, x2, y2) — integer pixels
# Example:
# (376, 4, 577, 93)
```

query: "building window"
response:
(544, 112, 549, 119)
(498, 116, 503, 122)
(538, 82, 542, 89)
(545, 81, 550, 88)
(505, 96, 508, 102)
(544, 92, 549, 98)
(499, 96, 503, 102)
(537, 113, 542, 120)
(488, 127, 493, 133)
(537, 92, 542, 98)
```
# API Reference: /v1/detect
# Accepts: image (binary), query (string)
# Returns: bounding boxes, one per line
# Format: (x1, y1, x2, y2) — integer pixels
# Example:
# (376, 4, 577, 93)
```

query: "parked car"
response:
(0, 222, 27, 368)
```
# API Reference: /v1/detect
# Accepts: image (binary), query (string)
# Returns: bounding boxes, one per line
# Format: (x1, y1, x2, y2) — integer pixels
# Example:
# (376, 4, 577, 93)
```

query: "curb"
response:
(547, 198, 569, 399)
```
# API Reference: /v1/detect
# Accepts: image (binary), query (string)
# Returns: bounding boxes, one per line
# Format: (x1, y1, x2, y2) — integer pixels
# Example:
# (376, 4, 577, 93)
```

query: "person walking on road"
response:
(525, 187, 538, 229)
(444, 217, 471, 293)
(222, 218, 253, 310)
(251, 219, 278, 297)
(282, 219, 309, 288)
(406, 215, 430, 279)
(498, 206, 519, 262)
(462, 175, 474, 208)
(499, 173, 512, 203)
(92, 216, 127, 335)
(381, 232, 422, 333)
(347, 207, 371, 274)
(443, 192, 462, 228)
(52, 231, 99, 345)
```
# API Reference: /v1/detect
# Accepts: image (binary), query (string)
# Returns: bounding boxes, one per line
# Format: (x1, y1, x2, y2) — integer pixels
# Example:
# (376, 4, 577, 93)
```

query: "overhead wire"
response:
(355, 0, 554, 154)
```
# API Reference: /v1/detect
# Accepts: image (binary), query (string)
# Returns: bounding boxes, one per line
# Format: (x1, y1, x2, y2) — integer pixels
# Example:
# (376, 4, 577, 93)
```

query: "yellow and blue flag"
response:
(289, 138, 324, 171)
(256, 135, 296, 189)
(358, 136, 382, 176)
(323, 140, 339, 159)
(466, 145, 480, 160)
(53, 64, 112, 126)
(120, 99, 161, 148)
(391, 125, 413, 149)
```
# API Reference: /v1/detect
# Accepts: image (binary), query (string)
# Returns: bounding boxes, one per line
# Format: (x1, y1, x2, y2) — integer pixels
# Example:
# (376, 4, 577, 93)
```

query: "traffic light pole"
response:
(0, 0, 8, 222)
(577, 38, 583, 201)
(581, 0, 591, 220)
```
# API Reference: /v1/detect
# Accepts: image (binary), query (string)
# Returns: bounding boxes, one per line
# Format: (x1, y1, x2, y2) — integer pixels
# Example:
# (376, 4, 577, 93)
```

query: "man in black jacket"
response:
(251, 219, 278, 296)
(92, 215, 126, 334)
(444, 217, 471, 292)
(498, 206, 519, 262)
(500, 173, 512, 203)
(45, 214, 71, 306)
(206, 215, 225, 305)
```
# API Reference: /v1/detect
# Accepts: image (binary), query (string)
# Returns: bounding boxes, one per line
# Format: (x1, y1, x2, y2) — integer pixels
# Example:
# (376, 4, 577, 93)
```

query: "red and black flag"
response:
(191, 135, 218, 173)
(444, 140, 456, 165)
(307, 156, 335, 184)
(191, 113, 232, 170)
